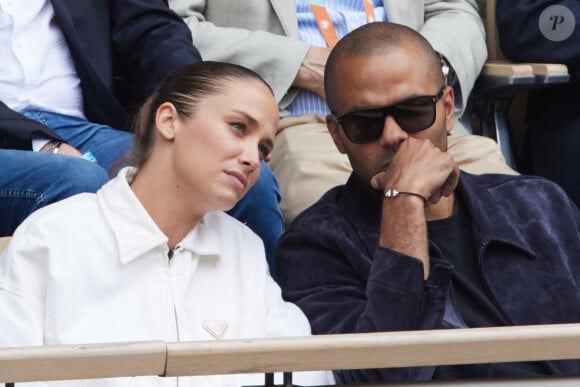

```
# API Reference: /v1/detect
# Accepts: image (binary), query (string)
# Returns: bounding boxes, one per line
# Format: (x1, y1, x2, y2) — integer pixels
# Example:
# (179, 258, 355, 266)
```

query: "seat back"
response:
(466, 0, 570, 169)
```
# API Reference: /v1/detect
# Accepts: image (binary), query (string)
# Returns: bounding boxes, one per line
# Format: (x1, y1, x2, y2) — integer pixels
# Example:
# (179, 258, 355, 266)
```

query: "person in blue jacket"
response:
(0, 0, 283, 272)
(496, 0, 580, 208)
(276, 22, 580, 383)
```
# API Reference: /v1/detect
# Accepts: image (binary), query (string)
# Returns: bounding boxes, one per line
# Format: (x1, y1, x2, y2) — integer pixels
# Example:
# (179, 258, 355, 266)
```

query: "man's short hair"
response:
(324, 22, 445, 112)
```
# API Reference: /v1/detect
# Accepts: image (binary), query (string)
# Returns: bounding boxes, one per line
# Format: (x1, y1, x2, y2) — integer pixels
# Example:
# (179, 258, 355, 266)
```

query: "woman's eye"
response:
(230, 122, 245, 132)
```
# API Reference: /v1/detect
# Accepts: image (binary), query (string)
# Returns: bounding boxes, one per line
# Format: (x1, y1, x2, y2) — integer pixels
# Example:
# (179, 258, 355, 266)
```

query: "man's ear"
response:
(155, 102, 179, 140)
(443, 86, 455, 134)
(326, 114, 347, 154)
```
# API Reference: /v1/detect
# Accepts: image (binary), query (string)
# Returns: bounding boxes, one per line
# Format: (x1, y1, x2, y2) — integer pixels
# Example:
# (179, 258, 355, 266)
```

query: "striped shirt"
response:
(286, 0, 387, 117)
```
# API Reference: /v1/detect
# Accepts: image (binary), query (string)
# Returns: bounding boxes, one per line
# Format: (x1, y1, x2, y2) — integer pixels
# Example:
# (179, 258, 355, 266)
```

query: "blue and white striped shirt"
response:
(286, 0, 388, 117)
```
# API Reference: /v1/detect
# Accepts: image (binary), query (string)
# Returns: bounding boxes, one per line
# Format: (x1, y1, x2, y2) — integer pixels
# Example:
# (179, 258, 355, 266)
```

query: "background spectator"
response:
(170, 0, 516, 226)
(0, 0, 283, 274)
(497, 0, 580, 208)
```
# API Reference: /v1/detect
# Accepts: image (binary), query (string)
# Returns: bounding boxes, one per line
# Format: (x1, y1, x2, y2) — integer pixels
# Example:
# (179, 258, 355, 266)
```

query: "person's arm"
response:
(372, 137, 460, 279)
(276, 213, 453, 382)
(292, 46, 331, 100)
(420, 0, 487, 114)
(0, 219, 54, 387)
(168, 0, 312, 106)
(110, 0, 202, 104)
(0, 223, 47, 349)
(496, 0, 580, 75)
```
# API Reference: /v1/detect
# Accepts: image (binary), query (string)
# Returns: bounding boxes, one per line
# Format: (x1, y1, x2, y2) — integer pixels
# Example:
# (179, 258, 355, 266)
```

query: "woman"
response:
(0, 62, 333, 386)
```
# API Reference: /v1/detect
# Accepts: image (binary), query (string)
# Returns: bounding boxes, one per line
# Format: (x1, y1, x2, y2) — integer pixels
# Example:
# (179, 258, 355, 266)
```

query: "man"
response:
(276, 22, 580, 383)
(169, 0, 517, 226)
(496, 0, 580, 208)
(0, 0, 284, 271)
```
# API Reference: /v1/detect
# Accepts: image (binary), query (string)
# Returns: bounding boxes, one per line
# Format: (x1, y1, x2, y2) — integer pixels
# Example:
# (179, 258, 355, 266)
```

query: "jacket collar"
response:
(97, 167, 221, 265)
(457, 172, 537, 258)
(270, 0, 300, 37)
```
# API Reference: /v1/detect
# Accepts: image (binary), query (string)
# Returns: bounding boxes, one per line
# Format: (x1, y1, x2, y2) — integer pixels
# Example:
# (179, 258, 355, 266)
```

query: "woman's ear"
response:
(155, 102, 179, 140)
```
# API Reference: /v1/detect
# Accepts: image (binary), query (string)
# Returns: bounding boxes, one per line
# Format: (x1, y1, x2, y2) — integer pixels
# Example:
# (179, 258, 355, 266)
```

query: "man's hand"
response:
(371, 138, 459, 205)
(40, 141, 83, 157)
(292, 46, 331, 99)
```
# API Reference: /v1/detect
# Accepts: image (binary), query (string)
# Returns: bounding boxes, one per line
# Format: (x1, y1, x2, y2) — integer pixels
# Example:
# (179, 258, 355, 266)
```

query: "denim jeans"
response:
(3, 111, 284, 274)
(21, 111, 133, 172)
(0, 149, 109, 236)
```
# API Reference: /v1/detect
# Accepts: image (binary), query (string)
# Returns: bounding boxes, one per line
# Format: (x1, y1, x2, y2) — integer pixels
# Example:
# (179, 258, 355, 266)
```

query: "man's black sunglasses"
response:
(332, 86, 446, 144)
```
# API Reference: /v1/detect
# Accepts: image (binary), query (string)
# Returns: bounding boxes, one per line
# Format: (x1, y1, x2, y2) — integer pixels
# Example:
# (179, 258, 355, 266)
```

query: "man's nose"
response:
(378, 114, 408, 146)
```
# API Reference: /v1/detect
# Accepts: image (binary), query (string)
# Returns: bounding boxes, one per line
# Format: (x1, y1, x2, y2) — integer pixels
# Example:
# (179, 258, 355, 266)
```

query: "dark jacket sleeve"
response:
(0, 102, 63, 150)
(110, 0, 202, 104)
(276, 212, 454, 383)
(496, 0, 580, 76)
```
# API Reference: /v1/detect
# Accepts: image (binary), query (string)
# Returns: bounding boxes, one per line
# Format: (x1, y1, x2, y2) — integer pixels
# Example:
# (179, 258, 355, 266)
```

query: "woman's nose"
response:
(239, 145, 260, 171)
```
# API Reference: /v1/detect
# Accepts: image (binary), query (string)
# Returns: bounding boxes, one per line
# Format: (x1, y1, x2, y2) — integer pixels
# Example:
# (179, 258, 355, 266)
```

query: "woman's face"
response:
(165, 78, 278, 212)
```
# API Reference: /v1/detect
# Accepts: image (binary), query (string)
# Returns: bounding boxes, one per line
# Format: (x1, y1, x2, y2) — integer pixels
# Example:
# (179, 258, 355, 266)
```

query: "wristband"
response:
(81, 151, 97, 163)
(384, 189, 427, 204)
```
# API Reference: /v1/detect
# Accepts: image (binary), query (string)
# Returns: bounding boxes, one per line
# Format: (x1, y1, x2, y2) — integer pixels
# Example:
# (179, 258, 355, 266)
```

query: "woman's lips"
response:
(225, 170, 248, 191)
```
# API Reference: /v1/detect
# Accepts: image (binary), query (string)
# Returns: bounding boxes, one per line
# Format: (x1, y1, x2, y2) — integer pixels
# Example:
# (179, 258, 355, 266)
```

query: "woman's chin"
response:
(214, 193, 243, 213)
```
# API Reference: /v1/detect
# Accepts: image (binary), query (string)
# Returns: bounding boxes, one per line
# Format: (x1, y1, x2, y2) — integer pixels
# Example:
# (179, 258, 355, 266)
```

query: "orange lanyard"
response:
(309, 0, 376, 48)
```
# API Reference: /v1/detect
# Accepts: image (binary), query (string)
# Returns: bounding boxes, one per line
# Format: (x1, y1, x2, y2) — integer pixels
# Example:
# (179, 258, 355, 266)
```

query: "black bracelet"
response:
(384, 189, 427, 204)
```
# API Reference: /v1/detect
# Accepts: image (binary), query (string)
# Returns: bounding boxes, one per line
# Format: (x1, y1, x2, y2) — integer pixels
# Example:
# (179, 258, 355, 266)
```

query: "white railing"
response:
(2, 323, 580, 385)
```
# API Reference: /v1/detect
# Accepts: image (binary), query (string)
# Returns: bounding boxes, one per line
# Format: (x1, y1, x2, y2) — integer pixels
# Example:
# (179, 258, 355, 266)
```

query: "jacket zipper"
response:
(476, 241, 514, 325)
(476, 241, 499, 307)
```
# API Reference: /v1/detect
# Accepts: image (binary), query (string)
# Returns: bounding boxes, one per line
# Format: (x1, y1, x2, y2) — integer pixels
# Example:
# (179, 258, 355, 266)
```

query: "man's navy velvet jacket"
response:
(276, 171, 580, 383)
(0, 0, 201, 150)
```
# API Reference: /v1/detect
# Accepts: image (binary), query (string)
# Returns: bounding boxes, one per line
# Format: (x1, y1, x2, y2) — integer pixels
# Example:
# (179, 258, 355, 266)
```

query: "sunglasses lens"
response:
(337, 91, 441, 143)
(393, 97, 436, 133)
(340, 109, 385, 143)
